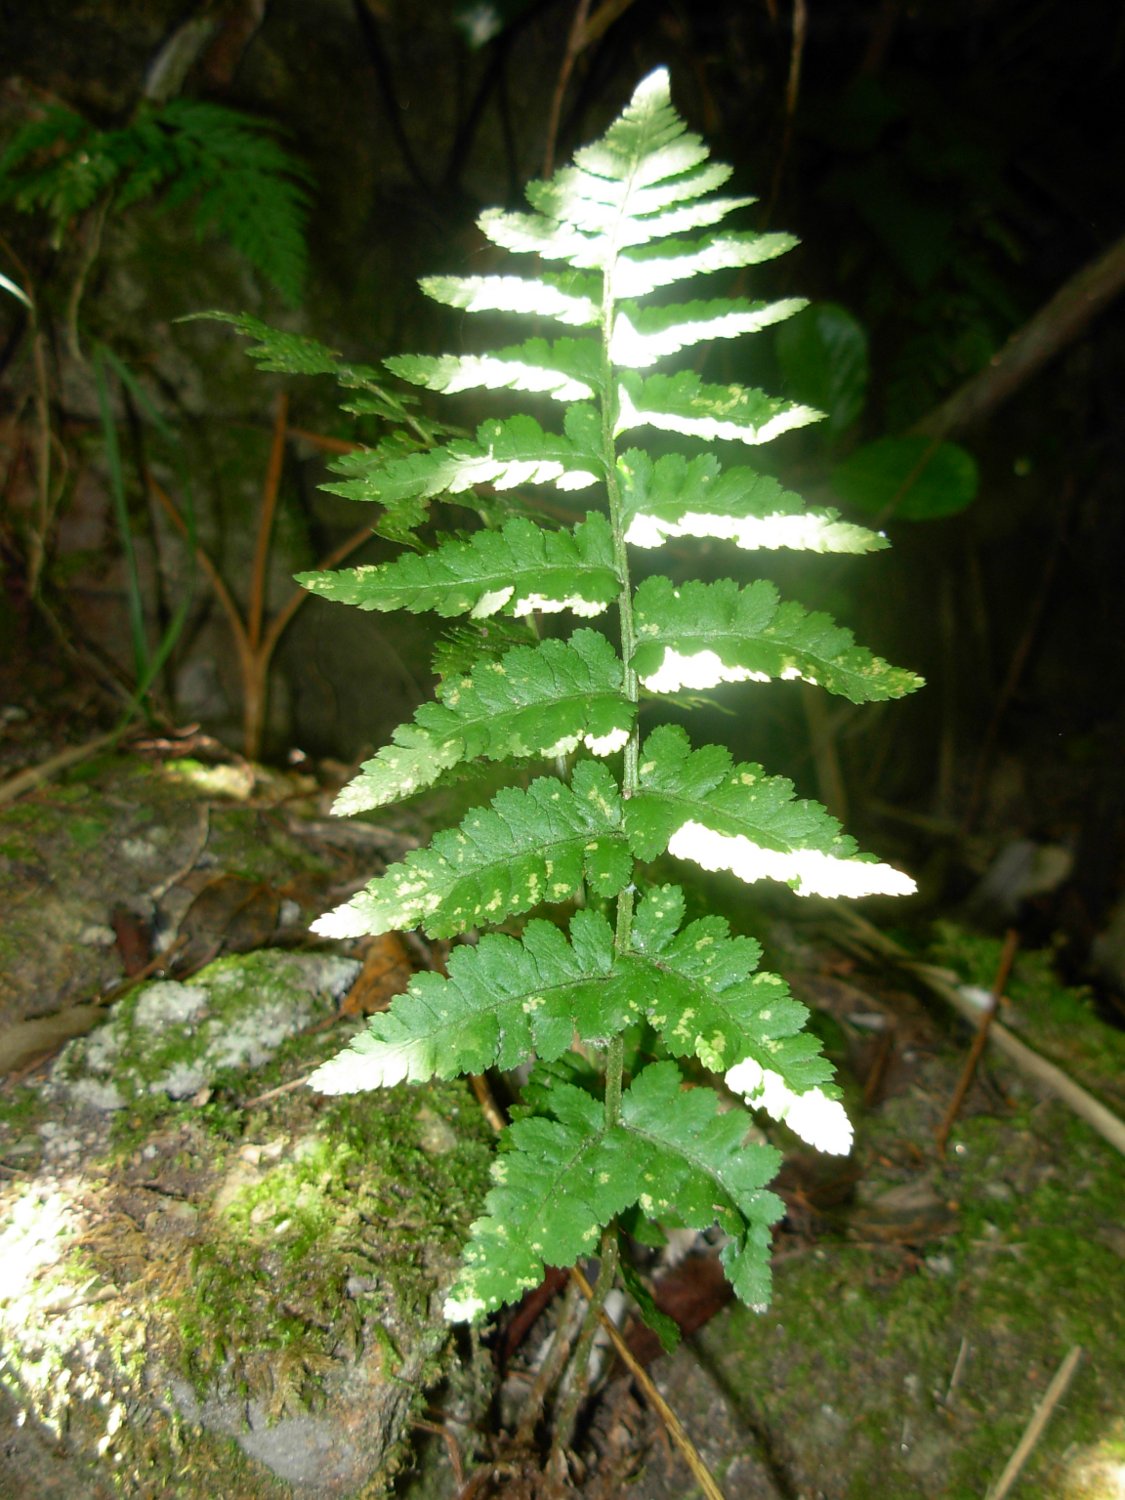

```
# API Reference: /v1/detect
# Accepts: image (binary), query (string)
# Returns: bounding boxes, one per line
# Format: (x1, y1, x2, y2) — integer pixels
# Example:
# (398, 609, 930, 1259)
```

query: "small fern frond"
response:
(1, 102, 311, 304)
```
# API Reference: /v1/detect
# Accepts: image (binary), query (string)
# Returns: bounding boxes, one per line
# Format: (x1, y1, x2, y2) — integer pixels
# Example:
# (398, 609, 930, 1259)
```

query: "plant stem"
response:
(549, 234, 638, 1474)
(548, 1224, 620, 1475)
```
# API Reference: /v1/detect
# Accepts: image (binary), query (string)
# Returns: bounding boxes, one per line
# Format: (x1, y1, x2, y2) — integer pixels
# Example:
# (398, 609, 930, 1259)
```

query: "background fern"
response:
(0, 98, 312, 305)
(222, 69, 922, 1331)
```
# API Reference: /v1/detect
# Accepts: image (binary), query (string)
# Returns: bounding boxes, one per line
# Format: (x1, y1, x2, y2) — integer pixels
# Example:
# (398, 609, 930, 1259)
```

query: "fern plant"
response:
(259, 70, 920, 1335)
(0, 98, 311, 304)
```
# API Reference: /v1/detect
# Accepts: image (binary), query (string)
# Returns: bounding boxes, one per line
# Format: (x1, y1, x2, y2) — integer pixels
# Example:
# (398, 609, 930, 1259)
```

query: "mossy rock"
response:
(0, 950, 494, 1497)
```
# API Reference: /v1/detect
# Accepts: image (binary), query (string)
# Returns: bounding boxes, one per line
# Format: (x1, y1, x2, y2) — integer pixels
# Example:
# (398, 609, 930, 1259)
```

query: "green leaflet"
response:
(309, 882, 827, 1097)
(421, 272, 599, 327)
(617, 369, 822, 446)
(615, 229, 798, 298)
(387, 338, 602, 403)
(626, 885, 832, 1088)
(322, 408, 602, 541)
(627, 725, 916, 899)
(632, 576, 924, 702)
(312, 759, 631, 941)
(297, 511, 619, 619)
(619, 449, 885, 554)
(446, 1062, 783, 1321)
(334, 630, 633, 814)
(308, 908, 635, 1091)
(611, 296, 807, 368)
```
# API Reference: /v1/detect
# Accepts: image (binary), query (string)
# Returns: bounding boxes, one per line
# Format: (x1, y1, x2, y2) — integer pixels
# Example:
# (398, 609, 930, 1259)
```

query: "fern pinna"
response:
(295, 71, 921, 1324)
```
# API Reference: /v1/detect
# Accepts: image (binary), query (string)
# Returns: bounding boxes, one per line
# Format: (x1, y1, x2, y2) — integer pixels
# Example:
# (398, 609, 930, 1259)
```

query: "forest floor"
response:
(0, 668, 1122, 1499)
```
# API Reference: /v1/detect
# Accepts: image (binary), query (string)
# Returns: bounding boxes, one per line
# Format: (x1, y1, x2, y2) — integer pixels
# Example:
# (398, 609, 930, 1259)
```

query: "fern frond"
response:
(628, 725, 915, 898)
(1, 103, 310, 304)
(298, 511, 619, 619)
(619, 450, 884, 554)
(632, 576, 924, 701)
(313, 759, 630, 940)
(334, 630, 632, 813)
(153, 100, 311, 305)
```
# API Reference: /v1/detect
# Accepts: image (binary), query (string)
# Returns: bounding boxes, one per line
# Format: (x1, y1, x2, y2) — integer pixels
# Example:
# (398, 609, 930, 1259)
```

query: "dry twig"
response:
(985, 1345, 1083, 1500)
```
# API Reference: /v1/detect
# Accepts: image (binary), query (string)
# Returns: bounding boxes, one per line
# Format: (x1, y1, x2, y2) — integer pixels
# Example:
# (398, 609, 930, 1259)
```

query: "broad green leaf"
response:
(610, 296, 807, 368)
(312, 759, 630, 940)
(632, 576, 923, 702)
(445, 1060, 783, 1321)
(334, 630, 633, 813)
(387, 337, 602, 403)
(627, 725, 916, 899)
(617, 369, 822, 446)
(775, 301, 869, 437)
(324, 411, 602, 522)
(626, 885, 832, 1090)
(421, 272, 598, 327)
(832, 435, 979, 520)
(308, 908, 637, 1092)
(297, 512, 620, 620)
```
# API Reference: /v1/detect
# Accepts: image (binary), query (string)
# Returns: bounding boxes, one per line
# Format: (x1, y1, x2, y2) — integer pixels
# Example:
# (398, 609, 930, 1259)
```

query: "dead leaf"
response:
(0, 1004, 106, 1076)
(340, 932, 414, 1016)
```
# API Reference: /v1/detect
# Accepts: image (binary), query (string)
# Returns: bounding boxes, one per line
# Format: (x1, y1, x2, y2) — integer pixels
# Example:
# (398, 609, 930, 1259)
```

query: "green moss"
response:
(927, 921, 1125, 1109)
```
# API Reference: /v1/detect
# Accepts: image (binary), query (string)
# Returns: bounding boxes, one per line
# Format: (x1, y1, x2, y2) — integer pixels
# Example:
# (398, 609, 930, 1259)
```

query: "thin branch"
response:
(986, 1345, 1083, 1500)
(543, 0, 593, 178)
(912, 231, 1125, 439)
(247, 390, 289, 652)
(832, 908, 1125, 1158)
(935, 927, 1019, 1156)
(765, 0, 808, 224)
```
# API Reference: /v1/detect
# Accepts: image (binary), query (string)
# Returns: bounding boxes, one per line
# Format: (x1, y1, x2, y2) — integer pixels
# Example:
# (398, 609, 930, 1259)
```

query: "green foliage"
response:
(775, 301, 869, 437)
(832, 434, 979, 521)
(0, 99, 312, 305)
(225, 70, 922, 1326)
